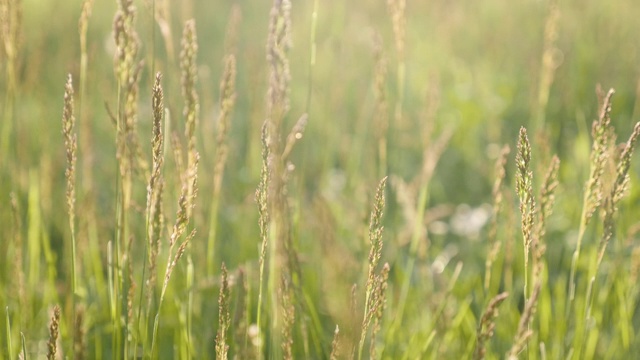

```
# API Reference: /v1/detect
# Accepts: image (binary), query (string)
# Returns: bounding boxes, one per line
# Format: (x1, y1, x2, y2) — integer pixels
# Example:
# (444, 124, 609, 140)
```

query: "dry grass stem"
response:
(372, 33, 388, 177)
(216, 263, 231, 360)
(47, 305, 61, 360)
(0, 0, 21, 158)
(146, 72, 166, 299)
(359, 177, 389, 360)
(9, 192, 25, 307)
(113, 0, 146, 178)
(349, 283, 358, 357)
(143, 0, 174, 62)
(532, 155, 559, 284)
(516, 127, 536, 297)
(280, 275, 295, 360)
(330, 325, 340, 360)
(485, 145, 510, 290)
(598, 121, 640, 265)
(534, 0, 561, 130)
(369, 263, 390, 360)
(386, 0, 406, 129)
(62, 74, 77, 225)
(584, 88, 615, 227)
(507, 282, 541, 359)
(152, 149, 199, 354)
(255, 122, 271, 358)
(62, 74, 80, 359)
(78, 0, 93, 54)
(208, 53, 237, 273)
(125, 235, 136, 343)
(386, 0, 405, 61)
(538, 155, 560, 238)
(261, 1, 295, 356)
(419, 125, 455, 188)
(78, 0, 94, 199)
(282, 113, 308, 161)
(570, 88, 616, 301)
(266, 0, 292, 122)
(223, 4, 242, 56)
(232, 267, 250, 359)
(74, 305, 86, 360)
(365, 177, 388, 300)
(473, 292, 509, 360)
(181, 19, 199, 216)
(171, 131, 186, 186)
(213, 54, 237, 189)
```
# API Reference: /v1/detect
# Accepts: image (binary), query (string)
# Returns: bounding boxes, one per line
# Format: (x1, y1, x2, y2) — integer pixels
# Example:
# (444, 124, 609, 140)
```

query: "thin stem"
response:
(305, 0, 318, 115)
(391, 184, 428, 333)
(6, 307, 12, 358)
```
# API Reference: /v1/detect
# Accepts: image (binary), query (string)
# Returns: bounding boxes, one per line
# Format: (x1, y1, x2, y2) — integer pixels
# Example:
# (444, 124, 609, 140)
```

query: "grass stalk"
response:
(305, 0, 318, 115)
(113, 84, 124, 360)
(9, 192, 25, 318)
(256, 122, 270, 360)
(207, 53, 237, 275)
(387, 0, 406, 129)
(107, 240, 116, 358)
(139, 71, 165, 357)
(372, 33, 388, 179)
(180, 19, 199, 217)
(473, 292, 509, 360)
(358, 177, 388, 360)
(485, 145, 510, 291)
(392, 183, 428, 332)
(568, 88, 615, 304)
(46, 305, 61, 360)
(574, 121, 640, 358)
(74, 305, 86, 360)
(330, 325, 340, 360)
(62, 74, 78, 359)
(20, 332, 26, 360)
(262, 0, 293, 356)
(0, 0, 20, 166)
(391, 124, 452, 337)
(533, 0, 560, 132)
(150, 148, 198, 357)
(205, 11, 240, 272)
(515, 127, 535, 300)
(216, 263, 231, 360)
(78, 0, 94, 190)
(113, 0, 147, 355)
(5, 307, 11, 359)
(280, 275, 295, 360)
(507, 282, 541, 359)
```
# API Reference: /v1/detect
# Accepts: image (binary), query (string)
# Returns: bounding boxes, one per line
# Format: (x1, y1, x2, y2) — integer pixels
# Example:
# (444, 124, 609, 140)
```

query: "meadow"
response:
(1, 0, 640, 358)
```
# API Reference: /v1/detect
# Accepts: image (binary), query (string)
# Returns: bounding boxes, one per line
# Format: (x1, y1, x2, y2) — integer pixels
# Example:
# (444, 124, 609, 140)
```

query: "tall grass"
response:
(2, 0, 640, 359)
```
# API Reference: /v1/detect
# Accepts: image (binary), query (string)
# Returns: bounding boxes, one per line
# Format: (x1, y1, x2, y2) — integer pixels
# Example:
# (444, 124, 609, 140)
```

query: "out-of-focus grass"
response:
(1, 0, 640, 358)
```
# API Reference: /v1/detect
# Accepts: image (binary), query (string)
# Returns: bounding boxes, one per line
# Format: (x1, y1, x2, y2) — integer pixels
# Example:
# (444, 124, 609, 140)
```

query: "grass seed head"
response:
(47, 305, 61, 360)
(216, 263, 231, 360)
(584, 88, 615, 224)
(474, 292, 509, 360)
(330, 325, 340, 360)
(62, 74, 77, 228)
(387, 0, 406, 60)
(516, 127, 536, 257)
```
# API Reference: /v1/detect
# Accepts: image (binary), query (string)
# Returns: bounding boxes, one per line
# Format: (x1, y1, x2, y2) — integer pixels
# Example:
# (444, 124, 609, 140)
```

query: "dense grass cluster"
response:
(1, 0, 640, 358)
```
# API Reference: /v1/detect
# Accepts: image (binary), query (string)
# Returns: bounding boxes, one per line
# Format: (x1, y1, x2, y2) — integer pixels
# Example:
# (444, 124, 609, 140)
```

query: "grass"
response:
(2, 0, 640, 358)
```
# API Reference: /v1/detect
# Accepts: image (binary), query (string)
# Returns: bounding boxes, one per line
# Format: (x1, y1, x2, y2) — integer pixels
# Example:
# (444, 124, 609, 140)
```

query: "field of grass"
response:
(2, 0, 640, 358)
